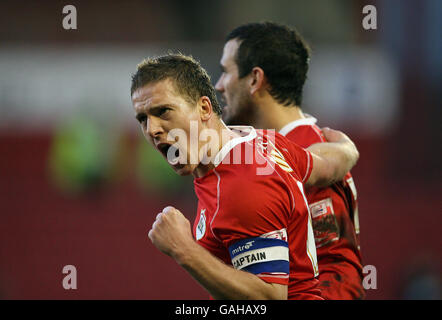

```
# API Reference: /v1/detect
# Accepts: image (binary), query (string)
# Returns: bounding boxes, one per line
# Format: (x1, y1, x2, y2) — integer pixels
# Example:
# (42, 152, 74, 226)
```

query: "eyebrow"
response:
(135, 104, 172, 119)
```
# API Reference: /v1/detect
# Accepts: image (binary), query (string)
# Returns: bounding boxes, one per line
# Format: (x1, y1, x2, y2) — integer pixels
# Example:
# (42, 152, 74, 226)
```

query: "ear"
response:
(249, 67, 266, 95)
(198, 96, 213, 122)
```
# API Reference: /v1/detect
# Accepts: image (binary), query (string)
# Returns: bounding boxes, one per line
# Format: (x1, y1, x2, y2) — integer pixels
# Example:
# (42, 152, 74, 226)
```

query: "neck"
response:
(254, 96, 305, 132)
(192, 118, 239, 178)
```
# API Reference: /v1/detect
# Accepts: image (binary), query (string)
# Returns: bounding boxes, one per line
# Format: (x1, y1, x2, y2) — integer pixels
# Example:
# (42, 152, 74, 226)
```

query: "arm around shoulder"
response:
(305, 128, 359, 188)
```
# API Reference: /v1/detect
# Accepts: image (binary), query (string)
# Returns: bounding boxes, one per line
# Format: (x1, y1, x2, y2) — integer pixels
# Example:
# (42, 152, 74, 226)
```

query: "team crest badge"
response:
(196, 209, 206, 241)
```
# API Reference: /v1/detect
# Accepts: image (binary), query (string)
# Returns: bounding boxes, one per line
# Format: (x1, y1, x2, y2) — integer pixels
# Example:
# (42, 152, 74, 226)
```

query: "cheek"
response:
(227, 78, 242, 100)
(173, 118, 198, 151)
(141, 125, 151, 140)
(228, 86, 242, 106)
(176, 115, 196, 135)
(225, 77, 236, 94)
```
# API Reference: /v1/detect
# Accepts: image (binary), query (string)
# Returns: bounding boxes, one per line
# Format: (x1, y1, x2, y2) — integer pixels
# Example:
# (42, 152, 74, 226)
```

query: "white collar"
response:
(213, 126, 257, 167)
(278, 116, 317, 136)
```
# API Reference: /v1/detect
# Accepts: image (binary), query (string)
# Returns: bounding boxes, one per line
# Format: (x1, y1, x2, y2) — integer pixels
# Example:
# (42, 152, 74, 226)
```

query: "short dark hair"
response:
(131, 53, 222, 115)
(226, 22, 311, 107)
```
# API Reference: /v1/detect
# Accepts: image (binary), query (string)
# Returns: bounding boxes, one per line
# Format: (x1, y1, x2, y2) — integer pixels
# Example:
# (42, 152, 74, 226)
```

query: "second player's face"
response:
(131, 79, 201, 176)
(215, 39, 253, 126)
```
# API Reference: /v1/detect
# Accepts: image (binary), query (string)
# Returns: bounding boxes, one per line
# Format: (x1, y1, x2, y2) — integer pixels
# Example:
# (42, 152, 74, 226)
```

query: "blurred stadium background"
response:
(0, 0, 440, 299)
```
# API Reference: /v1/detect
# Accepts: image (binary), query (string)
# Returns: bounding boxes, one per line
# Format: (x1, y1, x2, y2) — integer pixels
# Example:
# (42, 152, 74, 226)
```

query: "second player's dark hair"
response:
(226, 22, 311, 107)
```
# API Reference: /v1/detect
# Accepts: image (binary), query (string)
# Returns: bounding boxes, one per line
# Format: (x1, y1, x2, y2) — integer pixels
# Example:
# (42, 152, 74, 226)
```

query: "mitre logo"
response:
(196, 209, 206, 241)
(231, 241, 255, 255)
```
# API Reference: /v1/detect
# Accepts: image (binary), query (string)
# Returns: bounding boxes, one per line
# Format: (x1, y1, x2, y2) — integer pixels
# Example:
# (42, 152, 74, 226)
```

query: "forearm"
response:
(307, 139, 359, 187)
(174, 241, 287, 300)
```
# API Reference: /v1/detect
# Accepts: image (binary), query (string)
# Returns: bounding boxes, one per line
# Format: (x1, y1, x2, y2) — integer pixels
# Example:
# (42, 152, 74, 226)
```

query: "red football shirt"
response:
(193, 126, 322, 300)
(280, 116, 365, 299)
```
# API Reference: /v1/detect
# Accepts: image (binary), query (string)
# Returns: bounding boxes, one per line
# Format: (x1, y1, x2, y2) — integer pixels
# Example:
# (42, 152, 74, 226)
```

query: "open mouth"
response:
(157, 143, 181, 166)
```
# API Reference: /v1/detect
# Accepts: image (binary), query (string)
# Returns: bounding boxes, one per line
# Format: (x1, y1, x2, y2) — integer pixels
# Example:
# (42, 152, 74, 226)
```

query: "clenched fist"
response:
(148, 206, 195, 261)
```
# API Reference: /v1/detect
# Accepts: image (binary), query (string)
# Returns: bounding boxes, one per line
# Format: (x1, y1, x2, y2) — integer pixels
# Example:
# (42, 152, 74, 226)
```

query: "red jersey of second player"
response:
(279, 116, 364, 299)
(193, 126, 322, 300)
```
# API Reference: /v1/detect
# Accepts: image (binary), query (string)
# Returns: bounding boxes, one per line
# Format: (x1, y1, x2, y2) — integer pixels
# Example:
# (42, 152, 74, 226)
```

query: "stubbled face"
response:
(131, 79, 201, 176)
(215, 39, 255, 126)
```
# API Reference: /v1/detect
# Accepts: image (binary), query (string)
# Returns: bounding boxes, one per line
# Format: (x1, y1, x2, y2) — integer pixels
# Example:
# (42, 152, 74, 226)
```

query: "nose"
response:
(215, 74, 224, 93)
(146, 116, 164, 140)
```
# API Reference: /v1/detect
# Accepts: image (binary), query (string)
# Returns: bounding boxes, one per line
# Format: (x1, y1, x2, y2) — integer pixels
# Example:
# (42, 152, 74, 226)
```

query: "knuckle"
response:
(163, 206, 176, 214)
